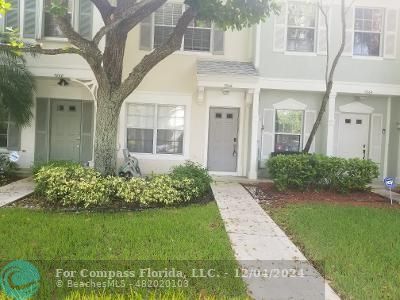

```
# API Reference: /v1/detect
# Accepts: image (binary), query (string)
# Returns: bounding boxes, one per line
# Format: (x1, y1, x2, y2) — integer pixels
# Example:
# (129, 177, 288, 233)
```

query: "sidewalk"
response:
(212, 181, 340, 300)
(0, 177, 35, 207)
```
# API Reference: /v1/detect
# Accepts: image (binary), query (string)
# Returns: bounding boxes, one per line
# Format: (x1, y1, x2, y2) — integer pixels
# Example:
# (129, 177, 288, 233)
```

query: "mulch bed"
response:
(0, 175, 24, 187)
(6, 193, 214, 212)
(242, 182, 398, 208)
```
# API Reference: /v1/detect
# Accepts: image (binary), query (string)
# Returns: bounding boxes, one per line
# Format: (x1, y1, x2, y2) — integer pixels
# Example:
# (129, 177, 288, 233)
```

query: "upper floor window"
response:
(353, 7, 384, 57)
(274, 110, 303, 152)
(0, 0, 93, 40)
(44, 0, 73, 38)
(286, 2, 317, 52)
(154, 3, 212, 52)
(140, 2, 224, 55)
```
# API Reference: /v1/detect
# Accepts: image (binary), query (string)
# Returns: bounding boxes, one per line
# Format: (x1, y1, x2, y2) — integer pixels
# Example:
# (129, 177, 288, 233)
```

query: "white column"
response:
(248, 88, 260, 180)
(326, 91, 337, 156)
(383, 97, 392, 178)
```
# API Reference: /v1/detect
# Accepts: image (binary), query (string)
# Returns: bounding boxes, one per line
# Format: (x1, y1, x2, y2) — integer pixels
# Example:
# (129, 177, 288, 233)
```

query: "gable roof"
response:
(197, 59, 258, 77)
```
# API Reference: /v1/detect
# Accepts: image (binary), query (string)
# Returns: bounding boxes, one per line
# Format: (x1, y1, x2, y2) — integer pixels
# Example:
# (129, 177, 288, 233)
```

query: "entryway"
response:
(338, 113, 370, 159)
(207, 107, 239, 172)
(50, 100, 82, 161)
(34, 98, 94, 164)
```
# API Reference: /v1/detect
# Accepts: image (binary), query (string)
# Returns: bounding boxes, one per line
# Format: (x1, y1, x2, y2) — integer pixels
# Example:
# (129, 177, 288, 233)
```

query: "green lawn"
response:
(0, 203, 247, 299)
(269, 203, 400, 299)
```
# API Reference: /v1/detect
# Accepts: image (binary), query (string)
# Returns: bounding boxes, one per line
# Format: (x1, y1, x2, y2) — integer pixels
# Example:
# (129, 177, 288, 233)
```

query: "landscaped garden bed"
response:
(15, 160, 214, 210)
(0, 161, 250, 298)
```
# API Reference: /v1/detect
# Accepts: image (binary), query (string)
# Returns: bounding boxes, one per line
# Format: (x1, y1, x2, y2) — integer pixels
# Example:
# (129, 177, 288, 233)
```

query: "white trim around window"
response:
(120, 92, 192, 160)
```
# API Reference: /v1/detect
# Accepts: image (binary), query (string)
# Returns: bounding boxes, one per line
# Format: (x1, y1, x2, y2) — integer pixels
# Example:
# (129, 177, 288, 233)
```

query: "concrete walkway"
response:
(0, 177, 35, 207)
(212, 181, 340, 300)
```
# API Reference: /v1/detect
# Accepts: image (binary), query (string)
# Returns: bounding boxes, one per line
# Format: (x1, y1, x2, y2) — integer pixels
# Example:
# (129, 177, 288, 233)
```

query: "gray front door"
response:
(50, 100, 82, 161)
(207, 107, 239, 172)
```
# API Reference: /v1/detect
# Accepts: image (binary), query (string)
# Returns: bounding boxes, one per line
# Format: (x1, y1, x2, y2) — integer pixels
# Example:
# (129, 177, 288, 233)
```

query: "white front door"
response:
(338, 113, 370, 159)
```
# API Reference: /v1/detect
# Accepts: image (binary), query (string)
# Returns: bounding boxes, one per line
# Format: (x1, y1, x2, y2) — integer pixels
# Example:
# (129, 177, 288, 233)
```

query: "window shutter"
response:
(384, 9, 398, 59)
(80, 101, 94, 162)
(369, 113, 383, 164)
(5, 0, 19, 30)
(273, 2, 287, 52)
(7, 121, 21, 151)
(212, 26, 225, 55)
(343, 7, 354, 56)
(23, 0, 37, 38)
(260, 108, 275, 168)
(139, 14, 154, 51)
(79, 0, 93, 40)
(317, 5, 329, 55)
(304, 110, 317, 153)
(34, 98, 50, 163)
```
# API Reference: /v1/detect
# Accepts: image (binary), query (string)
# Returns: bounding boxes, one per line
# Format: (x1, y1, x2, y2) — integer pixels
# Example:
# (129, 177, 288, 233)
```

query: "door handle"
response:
(233, 138, 237, 157)
(363, 144, 366, 160)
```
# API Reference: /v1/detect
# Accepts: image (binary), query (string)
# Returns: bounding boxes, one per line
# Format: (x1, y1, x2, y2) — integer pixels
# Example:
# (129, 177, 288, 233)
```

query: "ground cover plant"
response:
(32, 161, 213, 209)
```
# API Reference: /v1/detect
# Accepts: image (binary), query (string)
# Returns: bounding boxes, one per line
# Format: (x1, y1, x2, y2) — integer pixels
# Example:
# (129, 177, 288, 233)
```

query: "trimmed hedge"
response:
(267, 154, 379, 193)
(34, 161, 213, 208)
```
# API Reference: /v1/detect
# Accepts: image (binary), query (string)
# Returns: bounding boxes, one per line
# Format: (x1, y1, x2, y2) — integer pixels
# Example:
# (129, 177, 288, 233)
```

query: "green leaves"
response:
(267, 154, 380, 193)
(46, 0, 69, 17)
(0, 0, 11, 16)
(185, 0, 279, 30)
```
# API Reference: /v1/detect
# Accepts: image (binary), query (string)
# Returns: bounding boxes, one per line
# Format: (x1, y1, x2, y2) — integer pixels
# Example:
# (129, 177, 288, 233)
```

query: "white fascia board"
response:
(259, 77, 400, 96)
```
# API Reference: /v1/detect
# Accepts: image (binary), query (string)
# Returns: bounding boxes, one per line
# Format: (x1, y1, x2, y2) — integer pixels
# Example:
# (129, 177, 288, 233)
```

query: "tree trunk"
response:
(94, 96, 121, 175)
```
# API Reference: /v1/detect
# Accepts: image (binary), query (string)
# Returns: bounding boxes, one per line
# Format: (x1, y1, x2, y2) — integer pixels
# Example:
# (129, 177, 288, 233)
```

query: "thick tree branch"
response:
(55, 15, 110, 96)
(0, 43, 83, 55)
(93, 0, 166, 45)
(116, 7, 197, 102)
(90, 0, 115, 23)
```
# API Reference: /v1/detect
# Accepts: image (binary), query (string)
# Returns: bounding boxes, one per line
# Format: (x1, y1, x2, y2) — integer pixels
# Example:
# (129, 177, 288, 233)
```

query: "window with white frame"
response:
(154, 3, 212, 52)
(286, 2, 317, 52)
(274, 110, 303, 152)
(353, 7, 384, 57)
(0, 0, 92, 40)
(127, 104, 185, 155)
(0, 122, 7, 148)
(44, 0, 73, 38)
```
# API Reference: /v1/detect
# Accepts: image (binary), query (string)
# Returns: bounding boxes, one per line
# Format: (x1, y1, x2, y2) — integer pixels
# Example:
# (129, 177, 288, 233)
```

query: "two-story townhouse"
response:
(0, 0, 261, 178)
(1, 0, 400, 182)
(255, 0, 400, 181)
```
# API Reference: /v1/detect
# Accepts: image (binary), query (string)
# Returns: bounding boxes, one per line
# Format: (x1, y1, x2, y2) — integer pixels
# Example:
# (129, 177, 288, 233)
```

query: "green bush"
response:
(34, 162, 113, 207)
(267, 154, 379, 193)
(34, 161, 209, 208)
(171, 161, 213, 197)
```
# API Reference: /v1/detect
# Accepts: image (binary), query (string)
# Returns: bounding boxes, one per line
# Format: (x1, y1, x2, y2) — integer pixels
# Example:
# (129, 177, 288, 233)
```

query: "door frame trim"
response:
(204, 104, 245, 176)
(207, 107, 240, 174)
(49, 99, 84, 162)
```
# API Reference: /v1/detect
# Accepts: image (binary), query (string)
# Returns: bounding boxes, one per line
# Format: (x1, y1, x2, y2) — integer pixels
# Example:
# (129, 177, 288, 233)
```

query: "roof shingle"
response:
(197, 59, 258, 76)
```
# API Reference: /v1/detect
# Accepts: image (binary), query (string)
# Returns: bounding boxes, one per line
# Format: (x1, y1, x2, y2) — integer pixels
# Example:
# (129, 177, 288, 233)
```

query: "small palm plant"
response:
(0, 29, 35, 126)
